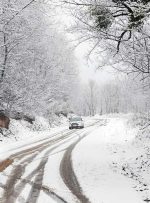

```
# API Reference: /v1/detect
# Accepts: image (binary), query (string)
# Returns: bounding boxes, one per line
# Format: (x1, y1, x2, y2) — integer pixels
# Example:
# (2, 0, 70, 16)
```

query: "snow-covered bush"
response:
(30, 115, 68, 131)
(129, 113, 150, 143)
(131, 113, 150, 127)
(30, 116, 51, 131)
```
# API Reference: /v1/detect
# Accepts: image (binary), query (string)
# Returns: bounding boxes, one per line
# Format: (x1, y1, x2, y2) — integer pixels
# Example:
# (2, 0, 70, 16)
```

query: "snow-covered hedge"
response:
(130, 113, 150, 143)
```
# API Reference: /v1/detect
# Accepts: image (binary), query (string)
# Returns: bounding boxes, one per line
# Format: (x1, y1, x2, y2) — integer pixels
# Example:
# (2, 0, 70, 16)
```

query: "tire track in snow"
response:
(60, 120, 108, 203)
(1, 120, 103, 203)
(24, 126, 98, 203)
(24, 142, 70, 203)
(60, 133, 96, 202)
(60, 142, 91, 203)
(2, 129, 80, 203)
(1, 152, 41, 203)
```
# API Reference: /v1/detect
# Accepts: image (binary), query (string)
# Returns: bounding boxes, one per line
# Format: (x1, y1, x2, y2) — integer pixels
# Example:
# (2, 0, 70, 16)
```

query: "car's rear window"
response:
(70, 117, 82, 121)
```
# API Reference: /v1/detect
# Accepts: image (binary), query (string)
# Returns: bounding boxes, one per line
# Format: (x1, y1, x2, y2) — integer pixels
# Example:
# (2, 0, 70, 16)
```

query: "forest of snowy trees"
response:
(1, 2, 150, 202)
(0, 0, 79, 119)
(75, 78, 150, 116)
(0, 0, 150, 121)
(63, 0, 150, 116)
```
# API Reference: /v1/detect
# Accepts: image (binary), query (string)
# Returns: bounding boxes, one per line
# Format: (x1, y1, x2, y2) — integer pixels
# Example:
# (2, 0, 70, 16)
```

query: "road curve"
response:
(60, 133, 92, 203)
(60, 120, 107, 203)
(1, 129, 78, 203)
(0, 120, 102, 203)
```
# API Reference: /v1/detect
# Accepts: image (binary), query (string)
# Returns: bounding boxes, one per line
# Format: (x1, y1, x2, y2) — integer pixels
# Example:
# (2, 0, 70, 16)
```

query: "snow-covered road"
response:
(0, 118, 100, 203)
(0, 115, 147, 203)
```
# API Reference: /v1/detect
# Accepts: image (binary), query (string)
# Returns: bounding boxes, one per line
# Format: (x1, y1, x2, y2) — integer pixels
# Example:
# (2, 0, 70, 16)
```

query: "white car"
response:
(69, 116, 84, 129)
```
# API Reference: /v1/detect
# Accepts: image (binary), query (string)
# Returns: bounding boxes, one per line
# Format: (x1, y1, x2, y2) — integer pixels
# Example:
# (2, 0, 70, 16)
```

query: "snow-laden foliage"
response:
(0, 0, 78, 118)
(64, 0, 150, 81)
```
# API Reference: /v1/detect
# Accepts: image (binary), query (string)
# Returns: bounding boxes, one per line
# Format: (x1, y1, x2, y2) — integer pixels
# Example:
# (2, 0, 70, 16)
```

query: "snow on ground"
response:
(0, 115, 69, 161)
(72, 114, 146, 203)
(37, 191, 56, 203)
(0, 126, 67, 161)
(0, 115, 99, 202)
(40, 126, 98, 203)
(0, 163, 14, 200)
(0, 133, 78, 202)
(0, 115, 98, 161)
(0, 115, 68, 144)
(40, 152, 77, 203)
(120, 113, 150, 202)
(2, 113, 150, 203)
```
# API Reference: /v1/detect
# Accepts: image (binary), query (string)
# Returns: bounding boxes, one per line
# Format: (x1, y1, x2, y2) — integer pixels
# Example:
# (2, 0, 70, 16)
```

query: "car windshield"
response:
(70, 117, 82, 122)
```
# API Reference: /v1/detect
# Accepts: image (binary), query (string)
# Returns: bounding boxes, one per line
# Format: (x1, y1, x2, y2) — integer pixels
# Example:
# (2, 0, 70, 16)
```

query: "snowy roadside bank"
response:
(0, 115, 68, 144)
(120, 113, 150, 202)
(72, 115, 146, 203)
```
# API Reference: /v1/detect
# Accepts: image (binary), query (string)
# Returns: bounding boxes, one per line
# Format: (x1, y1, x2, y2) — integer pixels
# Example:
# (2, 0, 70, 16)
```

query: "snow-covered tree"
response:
(0, 0, 79, 117)
(63, 0, 150, 80)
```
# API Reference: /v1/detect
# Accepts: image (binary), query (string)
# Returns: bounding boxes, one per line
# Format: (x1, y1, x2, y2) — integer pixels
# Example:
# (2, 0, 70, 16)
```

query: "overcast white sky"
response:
(74, 43, 118, 84)
(54, 5, 120, 85)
